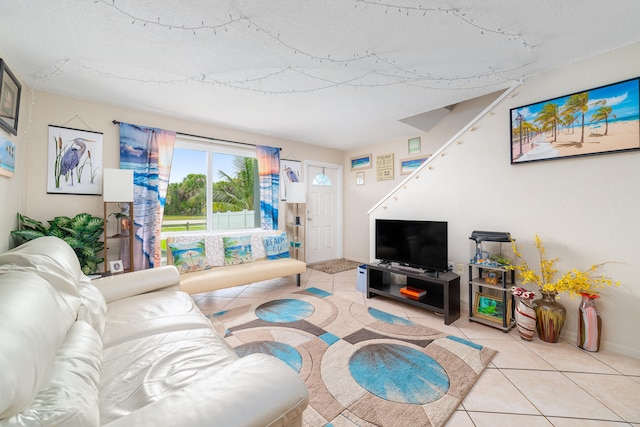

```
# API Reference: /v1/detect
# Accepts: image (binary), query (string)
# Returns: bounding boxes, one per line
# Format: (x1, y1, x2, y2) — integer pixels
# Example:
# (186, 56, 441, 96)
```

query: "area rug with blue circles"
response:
(207, 287, 496, 427)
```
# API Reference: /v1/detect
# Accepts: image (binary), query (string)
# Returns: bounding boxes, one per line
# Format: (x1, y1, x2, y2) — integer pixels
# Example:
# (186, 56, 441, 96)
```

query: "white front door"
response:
(305, 162, 342, 263)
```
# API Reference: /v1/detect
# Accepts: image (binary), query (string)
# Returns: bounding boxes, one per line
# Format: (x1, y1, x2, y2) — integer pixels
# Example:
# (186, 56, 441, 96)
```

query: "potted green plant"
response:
(11, 213, 105, 274)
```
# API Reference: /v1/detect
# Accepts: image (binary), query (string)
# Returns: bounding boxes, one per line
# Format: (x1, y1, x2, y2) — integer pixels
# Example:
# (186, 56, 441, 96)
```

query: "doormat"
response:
(207, 287, 496, 426)
(306, 258, 361, 274)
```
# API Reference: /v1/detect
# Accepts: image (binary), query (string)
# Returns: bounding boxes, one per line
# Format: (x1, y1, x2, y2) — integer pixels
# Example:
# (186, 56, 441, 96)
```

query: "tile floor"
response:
(192, 268, 640, 427)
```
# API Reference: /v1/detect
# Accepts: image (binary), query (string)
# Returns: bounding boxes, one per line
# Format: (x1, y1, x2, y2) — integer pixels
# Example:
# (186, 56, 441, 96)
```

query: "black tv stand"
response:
(367, 263, 460, 325)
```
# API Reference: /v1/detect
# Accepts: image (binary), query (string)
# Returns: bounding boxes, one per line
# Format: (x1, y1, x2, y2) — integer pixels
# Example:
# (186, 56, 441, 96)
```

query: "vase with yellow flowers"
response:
(509, 234, 618, 344)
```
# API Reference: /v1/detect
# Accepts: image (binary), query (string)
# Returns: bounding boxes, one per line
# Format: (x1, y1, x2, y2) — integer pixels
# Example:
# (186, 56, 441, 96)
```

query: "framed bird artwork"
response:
(280, 159, 301, 201)
(47, 125, 103, 195)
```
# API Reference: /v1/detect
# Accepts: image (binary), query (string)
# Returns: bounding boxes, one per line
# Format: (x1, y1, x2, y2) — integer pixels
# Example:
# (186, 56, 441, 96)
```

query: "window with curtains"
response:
(162, 135, 260, 234)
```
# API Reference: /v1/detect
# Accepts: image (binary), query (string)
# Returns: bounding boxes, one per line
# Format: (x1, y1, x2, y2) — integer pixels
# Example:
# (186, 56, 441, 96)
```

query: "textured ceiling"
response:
(1, 0, 639, 150)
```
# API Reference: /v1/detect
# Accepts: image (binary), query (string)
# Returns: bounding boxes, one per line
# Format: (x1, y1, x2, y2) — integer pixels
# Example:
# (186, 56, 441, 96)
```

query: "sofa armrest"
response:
(92, 266, 181, 303)
(103, 353, 308, 427)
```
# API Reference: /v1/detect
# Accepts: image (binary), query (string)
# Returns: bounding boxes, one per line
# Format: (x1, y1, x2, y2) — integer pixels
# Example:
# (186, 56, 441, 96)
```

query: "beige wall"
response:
(365, 42, 640, 358)
(19, 91, 343, 230)
(343, 91, 503, 263)
(0, 52, 27, 251)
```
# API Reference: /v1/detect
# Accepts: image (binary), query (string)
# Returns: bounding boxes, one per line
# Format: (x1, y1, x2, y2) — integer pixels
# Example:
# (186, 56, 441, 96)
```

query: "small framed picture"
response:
(109, 260, 124, 274)
(473, 292, 511, 325)
(408, 137, 421, 154)
(350, 153, 372, 170)
(0, 59, 22, 136)
(356, 171, 365, 186)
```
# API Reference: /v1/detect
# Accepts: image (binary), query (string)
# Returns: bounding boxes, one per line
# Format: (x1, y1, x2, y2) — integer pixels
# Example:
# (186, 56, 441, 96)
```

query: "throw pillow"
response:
(168, 240, 209, 273)
(262, 232, 290, 260)
(223, 235, 253, 265)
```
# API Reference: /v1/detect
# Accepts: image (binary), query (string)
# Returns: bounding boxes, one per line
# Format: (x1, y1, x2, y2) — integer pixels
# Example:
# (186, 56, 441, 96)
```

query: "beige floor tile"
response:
(471, 339, 555, 371)
(462, 368, 541, 415)
(524, 340, 619, 374)
(246, 278, 282, 288)
(565, 372, 640, 423)
(455, 319, 519, 342)
(306, 270, 334, 282)
(547, 418, 632, 426)
(446, 410, 475, 426)
(466, 412, 553, 426)
(502, 370, 623, 421)
(332, 280, 358, 292)
(590, 351, 640, 376)
(332, 270, 359, 283)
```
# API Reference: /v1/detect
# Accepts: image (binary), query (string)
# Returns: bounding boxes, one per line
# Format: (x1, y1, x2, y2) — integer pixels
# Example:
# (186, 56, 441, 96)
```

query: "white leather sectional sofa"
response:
(0, 236, 308, 426)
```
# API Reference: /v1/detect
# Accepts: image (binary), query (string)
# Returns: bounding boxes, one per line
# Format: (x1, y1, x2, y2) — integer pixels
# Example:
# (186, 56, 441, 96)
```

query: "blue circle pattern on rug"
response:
(349, 343, 450, 404)
(235, 341, 303, 373)
(255, 299, 314, 322)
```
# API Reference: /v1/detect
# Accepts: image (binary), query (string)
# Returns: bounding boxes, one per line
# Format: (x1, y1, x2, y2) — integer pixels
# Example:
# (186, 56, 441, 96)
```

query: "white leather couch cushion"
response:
(1, 321, 103, 427)
(102, 291, 213, 348)
(78, 278, 108, 336)
(0, 272, 76, 419)
(0, 236, 82, 319)
(100, 327, 238, 425)
(102, 354, 308, 427)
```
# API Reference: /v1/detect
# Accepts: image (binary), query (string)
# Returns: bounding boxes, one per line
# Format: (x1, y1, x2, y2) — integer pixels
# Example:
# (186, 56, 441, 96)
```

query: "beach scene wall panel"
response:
(511, 77, 639, 164)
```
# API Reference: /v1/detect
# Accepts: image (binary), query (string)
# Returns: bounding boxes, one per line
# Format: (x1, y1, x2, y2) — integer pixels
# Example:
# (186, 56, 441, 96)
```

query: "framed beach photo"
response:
(350, 153, 372, 171)
(400, 155, 430, 175)
(510, 77, 640, 164)
(473, 292, 511, 325)
(0, 136, 16, 178)
(0, 59, 21, 136)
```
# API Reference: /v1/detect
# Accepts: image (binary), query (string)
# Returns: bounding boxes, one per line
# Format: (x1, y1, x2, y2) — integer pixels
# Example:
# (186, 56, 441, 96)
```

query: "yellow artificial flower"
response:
(509, 234, 619, 298)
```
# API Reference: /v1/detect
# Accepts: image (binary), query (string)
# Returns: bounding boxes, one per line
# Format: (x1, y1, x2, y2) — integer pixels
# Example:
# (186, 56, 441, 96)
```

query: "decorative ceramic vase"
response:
(514, 298, 536, 341)
(532, 291, 566, 343)
(578, 293, 602, 352)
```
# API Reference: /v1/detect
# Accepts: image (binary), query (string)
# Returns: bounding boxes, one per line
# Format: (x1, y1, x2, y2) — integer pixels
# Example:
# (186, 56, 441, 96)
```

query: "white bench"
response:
(166, 230, 306, 295)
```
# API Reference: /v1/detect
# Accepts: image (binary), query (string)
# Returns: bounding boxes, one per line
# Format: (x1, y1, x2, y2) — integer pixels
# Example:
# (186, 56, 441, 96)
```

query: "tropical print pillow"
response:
(223, 235, 253, 265)
(168, 239, 209, 273)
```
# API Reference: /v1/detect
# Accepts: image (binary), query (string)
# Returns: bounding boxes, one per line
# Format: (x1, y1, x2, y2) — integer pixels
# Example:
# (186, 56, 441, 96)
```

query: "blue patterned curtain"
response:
(256, 145, 280, 230)
(119, 122, 176, 269)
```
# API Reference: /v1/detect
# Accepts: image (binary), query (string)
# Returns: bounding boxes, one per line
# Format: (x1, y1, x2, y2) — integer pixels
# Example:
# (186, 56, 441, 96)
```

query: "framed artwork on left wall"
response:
(0, 59, 21, 136)
(0, 136, 16, 178)
(47, 125, 104, 195)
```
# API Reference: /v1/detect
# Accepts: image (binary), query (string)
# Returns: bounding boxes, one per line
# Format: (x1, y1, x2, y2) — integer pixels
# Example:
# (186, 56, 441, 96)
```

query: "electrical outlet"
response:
(456, 263, 465, 275)
(447, 261, 455, 272)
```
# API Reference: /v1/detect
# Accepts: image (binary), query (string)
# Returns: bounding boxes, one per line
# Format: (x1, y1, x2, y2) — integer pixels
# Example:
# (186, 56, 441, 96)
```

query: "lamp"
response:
(103, 168, 134, 202)
(103, 168, 134, 236)
(286, 182, 306, 252)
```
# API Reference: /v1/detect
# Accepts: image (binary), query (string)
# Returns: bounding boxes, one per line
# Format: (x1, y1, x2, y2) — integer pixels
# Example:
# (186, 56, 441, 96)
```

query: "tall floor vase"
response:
(578, 293, 602, 352)
(532, 292, 566, 343)
(514, 298, 536, 341)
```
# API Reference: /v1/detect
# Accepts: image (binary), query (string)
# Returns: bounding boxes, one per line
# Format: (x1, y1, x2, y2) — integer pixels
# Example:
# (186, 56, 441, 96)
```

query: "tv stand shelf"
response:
(366, 263, 460, 325)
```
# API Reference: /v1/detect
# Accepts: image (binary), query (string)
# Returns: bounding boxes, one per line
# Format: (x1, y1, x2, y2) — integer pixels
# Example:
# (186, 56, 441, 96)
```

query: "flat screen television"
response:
(375, 219, 448, 273)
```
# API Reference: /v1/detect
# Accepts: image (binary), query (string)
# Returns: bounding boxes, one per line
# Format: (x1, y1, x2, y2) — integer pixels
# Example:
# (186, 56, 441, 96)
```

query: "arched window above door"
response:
(312, 173, 332, 186)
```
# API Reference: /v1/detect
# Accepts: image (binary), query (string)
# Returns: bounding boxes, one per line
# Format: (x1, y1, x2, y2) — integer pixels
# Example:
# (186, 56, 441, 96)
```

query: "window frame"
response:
(162, 134, 260, 238)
